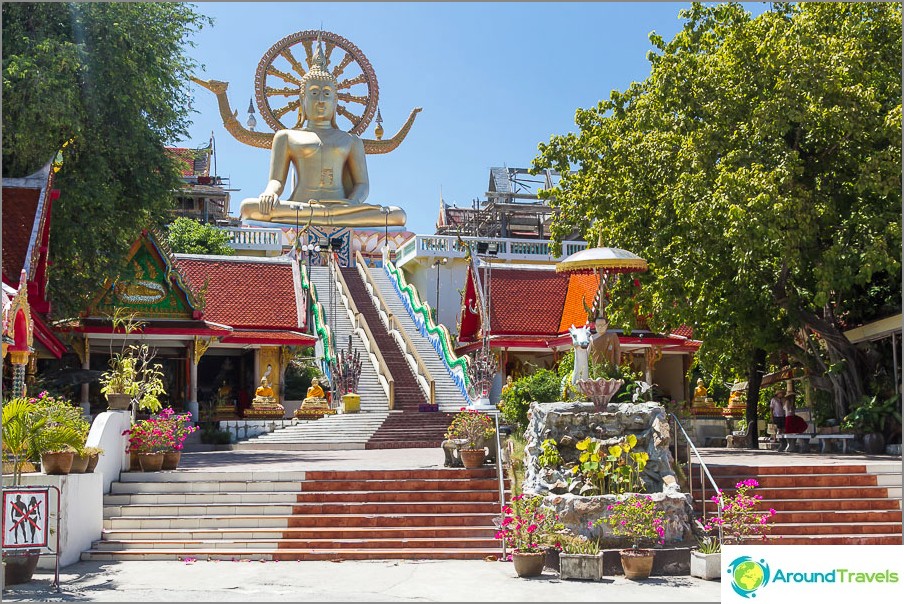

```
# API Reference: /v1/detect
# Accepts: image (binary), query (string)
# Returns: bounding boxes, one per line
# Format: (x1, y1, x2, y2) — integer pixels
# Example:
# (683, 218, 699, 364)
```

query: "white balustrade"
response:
(394, 234, 587, 267)
(222, 226, 284, 251)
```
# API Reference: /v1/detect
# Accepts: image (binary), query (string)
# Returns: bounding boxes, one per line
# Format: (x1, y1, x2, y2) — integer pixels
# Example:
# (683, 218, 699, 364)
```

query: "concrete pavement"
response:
(4, 559, 721, 602)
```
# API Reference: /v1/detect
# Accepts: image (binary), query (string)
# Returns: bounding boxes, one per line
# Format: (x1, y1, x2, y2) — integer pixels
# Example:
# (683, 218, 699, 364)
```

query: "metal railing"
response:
(329, 253, 395, 409)
(356, 251, 435, 404)
(669, 413, 724, 541)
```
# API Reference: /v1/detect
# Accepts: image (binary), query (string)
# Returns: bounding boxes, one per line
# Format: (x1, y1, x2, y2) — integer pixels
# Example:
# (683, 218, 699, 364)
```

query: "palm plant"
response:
(2, 397, 83, 485)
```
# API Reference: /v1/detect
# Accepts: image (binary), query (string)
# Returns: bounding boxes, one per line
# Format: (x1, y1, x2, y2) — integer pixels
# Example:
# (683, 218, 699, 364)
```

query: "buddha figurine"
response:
(692, 378, 714, 409)
(244, 373, 285, 419)
(295, 377, 335, 420)
(239, 37, 406, 228)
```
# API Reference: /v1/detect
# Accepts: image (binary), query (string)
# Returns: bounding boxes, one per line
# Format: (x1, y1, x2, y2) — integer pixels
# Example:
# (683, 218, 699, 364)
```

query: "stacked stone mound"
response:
(522, 400, 695, 545)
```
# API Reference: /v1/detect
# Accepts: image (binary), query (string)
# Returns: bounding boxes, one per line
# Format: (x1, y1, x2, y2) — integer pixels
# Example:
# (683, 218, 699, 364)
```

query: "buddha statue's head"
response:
(311, 377, 320, 386)
(299, 35, 339, 128)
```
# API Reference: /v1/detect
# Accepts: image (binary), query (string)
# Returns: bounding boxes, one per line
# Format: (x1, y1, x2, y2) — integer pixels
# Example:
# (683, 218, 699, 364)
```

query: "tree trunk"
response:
(796, 304, 867, 419)
(746, 348, 767, 449)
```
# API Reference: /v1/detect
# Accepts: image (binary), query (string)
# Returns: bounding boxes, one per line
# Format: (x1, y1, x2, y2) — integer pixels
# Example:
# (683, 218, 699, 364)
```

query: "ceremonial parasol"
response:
(555, 246, 648, 324)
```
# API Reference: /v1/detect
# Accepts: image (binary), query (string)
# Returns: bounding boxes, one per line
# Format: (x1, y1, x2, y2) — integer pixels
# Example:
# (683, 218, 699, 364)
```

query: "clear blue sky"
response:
(177, 2, 764, 236)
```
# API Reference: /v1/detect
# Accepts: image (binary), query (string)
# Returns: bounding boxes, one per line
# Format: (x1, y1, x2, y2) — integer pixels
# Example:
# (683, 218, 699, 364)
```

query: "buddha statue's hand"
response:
(259, 191, 280, 215)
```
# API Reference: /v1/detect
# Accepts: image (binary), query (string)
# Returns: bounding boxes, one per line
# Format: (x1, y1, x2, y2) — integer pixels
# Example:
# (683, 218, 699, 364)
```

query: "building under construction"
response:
(435, 167, 579, 240)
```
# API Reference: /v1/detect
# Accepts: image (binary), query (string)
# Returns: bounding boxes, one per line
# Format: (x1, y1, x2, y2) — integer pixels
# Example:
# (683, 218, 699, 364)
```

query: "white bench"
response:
(814, 434, 855, 454)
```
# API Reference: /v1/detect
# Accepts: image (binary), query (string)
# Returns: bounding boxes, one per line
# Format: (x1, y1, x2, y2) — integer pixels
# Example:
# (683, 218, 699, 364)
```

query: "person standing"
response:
(769, 390, 786, 451)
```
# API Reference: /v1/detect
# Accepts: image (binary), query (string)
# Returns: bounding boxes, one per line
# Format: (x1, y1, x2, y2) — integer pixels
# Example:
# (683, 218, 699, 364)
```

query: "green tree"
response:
(166, 217, 235, 256)
(533, 3, 901, 435)
(3, 3, 211, 318)
(499, 369, 562, 432)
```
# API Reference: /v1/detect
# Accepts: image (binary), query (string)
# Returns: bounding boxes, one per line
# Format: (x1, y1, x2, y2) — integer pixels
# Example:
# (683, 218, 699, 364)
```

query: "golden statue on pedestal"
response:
(192, 29, 419, 228)
(244, 366, 286, 419)
(295, 377, 335, 420)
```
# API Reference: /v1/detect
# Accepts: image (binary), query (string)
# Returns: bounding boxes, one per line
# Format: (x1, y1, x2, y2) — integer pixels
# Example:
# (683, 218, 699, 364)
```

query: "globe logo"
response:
(727, 556, 771, 598)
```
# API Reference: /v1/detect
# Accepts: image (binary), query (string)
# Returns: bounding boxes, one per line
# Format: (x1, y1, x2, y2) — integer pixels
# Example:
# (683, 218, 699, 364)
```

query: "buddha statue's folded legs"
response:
(239, 199, 407, 227)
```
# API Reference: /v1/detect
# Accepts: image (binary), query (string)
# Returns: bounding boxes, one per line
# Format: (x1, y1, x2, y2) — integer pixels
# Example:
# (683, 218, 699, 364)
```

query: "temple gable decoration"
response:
(87, 229, 202, 320)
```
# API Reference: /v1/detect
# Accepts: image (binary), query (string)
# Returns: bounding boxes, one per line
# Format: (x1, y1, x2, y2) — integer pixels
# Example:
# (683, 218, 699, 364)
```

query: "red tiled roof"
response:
(484, 268, 568, 336)
(2, 188, 39, 284)
(559, 272, 601, 333)
(175, 257, 301, 330)
(219, 330, 316, 346)
(671, 325, 694, 339)
(166, 147, 210, 178)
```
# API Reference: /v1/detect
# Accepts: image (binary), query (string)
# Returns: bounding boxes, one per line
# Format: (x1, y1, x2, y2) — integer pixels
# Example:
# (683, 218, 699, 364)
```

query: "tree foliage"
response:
(533, 2, 901, 419)
(166, 217, 235, 256)
(2, 3, 211, 318)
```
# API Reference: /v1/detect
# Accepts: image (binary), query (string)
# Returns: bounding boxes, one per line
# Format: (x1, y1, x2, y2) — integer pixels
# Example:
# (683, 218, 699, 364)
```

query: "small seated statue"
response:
(243, 374, 286, 419)
(692, 377, 715, 408)
(294, 377, 335, 420)
(238, 38, 405, 228)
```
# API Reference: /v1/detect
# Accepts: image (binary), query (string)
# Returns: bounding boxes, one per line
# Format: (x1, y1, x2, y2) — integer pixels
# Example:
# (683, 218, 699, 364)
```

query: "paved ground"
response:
(3, 559, 721, 602)
(3, 446, 899, 601)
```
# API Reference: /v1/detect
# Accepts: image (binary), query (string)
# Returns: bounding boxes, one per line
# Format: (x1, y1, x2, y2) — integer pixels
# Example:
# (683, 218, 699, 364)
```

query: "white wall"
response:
(85, 410, 131, 495)
(1, 473, 104, 568)
(654, 354, 688, 402)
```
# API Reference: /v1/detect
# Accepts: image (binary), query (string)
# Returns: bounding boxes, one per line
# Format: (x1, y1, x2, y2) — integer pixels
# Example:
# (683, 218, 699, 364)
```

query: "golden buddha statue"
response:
(692, 377, 715, 409)
(238, 38, 406, 228)
(244, 371, 285, 419)
(295, 377, 335, 420)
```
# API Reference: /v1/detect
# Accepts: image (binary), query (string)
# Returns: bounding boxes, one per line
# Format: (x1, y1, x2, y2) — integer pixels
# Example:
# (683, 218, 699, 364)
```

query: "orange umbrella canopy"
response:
(555, 247, 648, 274)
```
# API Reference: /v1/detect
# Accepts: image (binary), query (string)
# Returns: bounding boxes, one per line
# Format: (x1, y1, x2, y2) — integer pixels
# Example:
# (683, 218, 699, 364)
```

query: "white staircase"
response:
(370, 269, 469, 410)
(233, 266, 390, 451)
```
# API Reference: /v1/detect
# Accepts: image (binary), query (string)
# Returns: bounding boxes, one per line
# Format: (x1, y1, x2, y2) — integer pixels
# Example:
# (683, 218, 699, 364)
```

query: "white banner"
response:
(722, 545, 904, 601)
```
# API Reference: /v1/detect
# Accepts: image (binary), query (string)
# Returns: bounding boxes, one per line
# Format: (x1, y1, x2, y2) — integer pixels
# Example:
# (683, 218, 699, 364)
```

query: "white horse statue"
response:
(568, 324, 592, 385)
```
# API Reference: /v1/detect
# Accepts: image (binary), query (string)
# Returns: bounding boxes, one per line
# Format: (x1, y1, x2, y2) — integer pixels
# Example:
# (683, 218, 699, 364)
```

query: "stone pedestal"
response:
(243, 396, 286, 420)
(294, 397, 336, 420)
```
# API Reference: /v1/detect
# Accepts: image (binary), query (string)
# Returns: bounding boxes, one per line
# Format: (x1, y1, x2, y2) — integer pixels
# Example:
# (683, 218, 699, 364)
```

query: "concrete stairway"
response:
(231, 266, 392, 451)
(81, 468, 503, 561)
(690, 462, 903, 545)
(370, 268, 469, 410)
(340, 267, 454, 449)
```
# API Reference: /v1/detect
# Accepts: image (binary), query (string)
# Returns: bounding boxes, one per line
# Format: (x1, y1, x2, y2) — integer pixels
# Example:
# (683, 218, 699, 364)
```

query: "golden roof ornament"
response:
(191, 28, 421, 154)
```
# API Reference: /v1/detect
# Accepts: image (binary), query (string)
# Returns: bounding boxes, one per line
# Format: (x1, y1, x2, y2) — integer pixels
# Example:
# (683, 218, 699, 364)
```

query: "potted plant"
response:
(557, 532, 603, 581)
(445, 407, 495, 468)
(154, 407, 198, 470)
(494, 493, 562, 577)
(691, 478, 776, 580)
(99, 309, 166, 414)
(123, 418, 168, 472)
(81, 446, 105, 473)
(841, 394, 901, 454)
(593, 494, 666, 580)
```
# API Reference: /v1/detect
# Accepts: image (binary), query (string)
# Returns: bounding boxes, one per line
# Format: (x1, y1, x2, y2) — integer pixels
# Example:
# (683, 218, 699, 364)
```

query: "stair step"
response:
(105, 501, 499, 518)
(82, 547, 500, 562)
(93, 536, 498, 551)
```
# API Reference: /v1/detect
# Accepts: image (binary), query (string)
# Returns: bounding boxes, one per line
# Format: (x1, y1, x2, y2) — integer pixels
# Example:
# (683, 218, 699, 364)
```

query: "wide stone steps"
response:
(83, 548, 499, 562)
(691, 462, 902, 546)
(234, 413, 390, 450)
(83, 467, 503, 562)
(370, 269, 469, 409)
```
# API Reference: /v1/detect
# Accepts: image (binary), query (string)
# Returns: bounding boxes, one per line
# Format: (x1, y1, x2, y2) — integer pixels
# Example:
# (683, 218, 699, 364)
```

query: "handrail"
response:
(383, 249, 470, 400)
(669, 413, 724, 543)
(492, 411, 506, 561)
(356, 250, 435, 404)
(300, 263, 334, 377)
(330, 254, 395, 410)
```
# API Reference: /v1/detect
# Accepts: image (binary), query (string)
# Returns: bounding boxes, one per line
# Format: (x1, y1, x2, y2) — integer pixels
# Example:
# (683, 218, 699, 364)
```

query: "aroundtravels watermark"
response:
(722, 546, 904, 601)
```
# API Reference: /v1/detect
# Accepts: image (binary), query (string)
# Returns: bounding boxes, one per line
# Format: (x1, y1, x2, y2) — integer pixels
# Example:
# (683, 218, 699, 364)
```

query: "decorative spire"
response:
(374, 108, 384, 140)
(246, 98, 257, 131)
(303, 30, 336, 84)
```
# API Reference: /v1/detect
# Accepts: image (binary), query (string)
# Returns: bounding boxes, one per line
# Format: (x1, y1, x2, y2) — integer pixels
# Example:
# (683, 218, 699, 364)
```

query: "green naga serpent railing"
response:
(300, 263, 335, 379)
(383, 252, 470, 400)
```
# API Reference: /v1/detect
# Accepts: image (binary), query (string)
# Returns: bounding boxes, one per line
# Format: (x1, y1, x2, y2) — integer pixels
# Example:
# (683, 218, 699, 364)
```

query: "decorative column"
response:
(644, 346, 663, 387)
(8, 350, 29, 398)
(189, 337, 213, 423)
(74, 336, 91, 416)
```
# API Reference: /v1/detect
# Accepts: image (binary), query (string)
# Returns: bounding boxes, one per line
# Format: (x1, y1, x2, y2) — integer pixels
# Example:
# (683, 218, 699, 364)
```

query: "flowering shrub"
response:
(123, 408, 198, 454)
(495, 494, 562, 553)
(594, 494, 666, 550)
(445, 407, 495, 449)
(699, 479, 776, 546)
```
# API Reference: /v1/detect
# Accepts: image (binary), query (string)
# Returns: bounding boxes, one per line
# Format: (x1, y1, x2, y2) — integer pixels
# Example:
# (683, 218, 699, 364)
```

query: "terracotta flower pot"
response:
(620, 548, 655, 580)
(162, 451, 181, 471)
(129, 451, 141, 472)
(40, 450, 75, 475)
(138, 452, 165, 472)
(85, 453, 101, 473)
(512, 551, 546, 577)
(4, 551, 41, 585)
(460, 448, 486, 469)
(70, 453, 90, 474)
